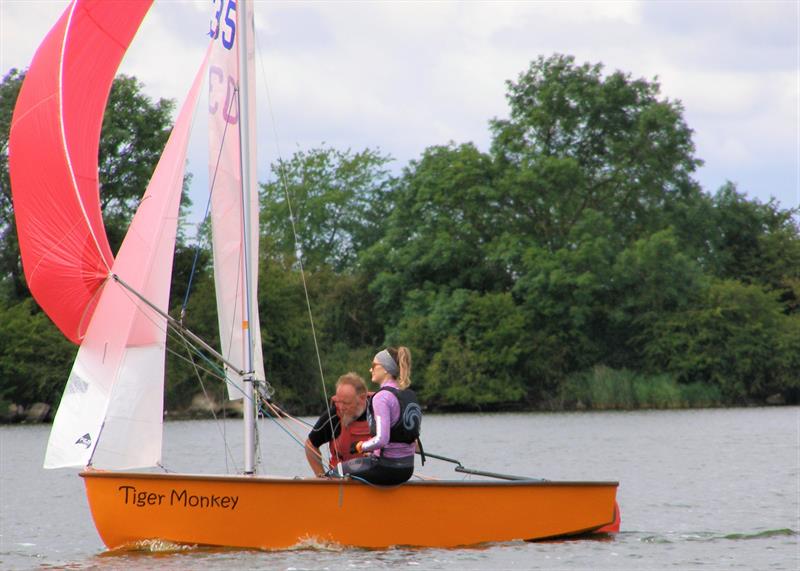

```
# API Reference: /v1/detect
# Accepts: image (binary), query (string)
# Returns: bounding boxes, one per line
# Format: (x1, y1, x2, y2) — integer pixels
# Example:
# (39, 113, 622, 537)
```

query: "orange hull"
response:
(81, 471, 618, 549)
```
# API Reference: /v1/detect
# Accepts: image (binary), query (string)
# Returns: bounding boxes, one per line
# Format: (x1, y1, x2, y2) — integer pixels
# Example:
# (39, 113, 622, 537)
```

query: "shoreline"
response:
(3, 398, 795, 425)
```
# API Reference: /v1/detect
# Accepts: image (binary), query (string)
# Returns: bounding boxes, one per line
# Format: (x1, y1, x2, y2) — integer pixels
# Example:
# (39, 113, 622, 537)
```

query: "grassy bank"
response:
(558, 366, 724, 410)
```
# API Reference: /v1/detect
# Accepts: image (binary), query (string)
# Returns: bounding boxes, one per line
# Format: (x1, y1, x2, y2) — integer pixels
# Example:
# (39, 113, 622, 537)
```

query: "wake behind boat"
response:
(8, 0, 619, 550)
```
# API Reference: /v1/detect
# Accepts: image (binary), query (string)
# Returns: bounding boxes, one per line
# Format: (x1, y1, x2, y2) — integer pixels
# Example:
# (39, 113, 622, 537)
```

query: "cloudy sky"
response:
(1, 0, 797, 226)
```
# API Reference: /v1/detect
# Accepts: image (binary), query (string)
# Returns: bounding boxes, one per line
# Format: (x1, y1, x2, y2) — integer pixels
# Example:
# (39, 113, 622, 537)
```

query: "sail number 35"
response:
(210, 0, 236, 50)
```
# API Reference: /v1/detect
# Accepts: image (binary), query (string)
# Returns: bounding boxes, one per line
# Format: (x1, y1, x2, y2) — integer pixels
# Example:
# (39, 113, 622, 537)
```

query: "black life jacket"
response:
(367, 386, 422, 444)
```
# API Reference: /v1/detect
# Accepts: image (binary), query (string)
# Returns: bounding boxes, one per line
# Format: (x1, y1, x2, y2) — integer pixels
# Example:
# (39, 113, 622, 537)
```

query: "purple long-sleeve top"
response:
(360, 379, 416, 459)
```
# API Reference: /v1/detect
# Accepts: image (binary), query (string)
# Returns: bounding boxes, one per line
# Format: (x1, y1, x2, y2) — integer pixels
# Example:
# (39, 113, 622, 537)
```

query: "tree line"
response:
(1, 54, 798, 419)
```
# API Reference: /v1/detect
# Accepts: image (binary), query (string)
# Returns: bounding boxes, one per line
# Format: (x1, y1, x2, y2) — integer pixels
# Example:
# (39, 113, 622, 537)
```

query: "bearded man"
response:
(304, 373, 370, 477)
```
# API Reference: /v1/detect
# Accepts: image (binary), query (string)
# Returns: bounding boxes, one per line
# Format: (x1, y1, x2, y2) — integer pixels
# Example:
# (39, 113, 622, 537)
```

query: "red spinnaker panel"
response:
(8, 0, 153, 343)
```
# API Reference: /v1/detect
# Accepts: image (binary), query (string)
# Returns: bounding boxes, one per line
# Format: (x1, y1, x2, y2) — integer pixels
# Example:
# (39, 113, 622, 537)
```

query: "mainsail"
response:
(208, 0, 265, 398)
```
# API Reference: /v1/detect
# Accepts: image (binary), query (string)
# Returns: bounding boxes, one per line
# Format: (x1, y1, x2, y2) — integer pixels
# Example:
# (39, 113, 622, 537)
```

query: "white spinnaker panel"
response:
(209, 0, 265, 399)
(44, 51, 209, 469)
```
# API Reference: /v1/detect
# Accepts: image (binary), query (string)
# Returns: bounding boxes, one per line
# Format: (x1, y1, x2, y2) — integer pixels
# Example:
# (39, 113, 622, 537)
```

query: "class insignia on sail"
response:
(75, 433, 92, 449)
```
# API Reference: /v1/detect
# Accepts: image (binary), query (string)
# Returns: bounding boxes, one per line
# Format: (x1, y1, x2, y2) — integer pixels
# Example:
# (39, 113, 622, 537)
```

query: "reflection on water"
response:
(2, 407, 798, 570)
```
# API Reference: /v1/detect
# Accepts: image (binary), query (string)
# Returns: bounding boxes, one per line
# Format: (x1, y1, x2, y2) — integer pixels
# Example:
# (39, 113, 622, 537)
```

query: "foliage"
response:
(261, 146, 393, 272)
(705, 182, 800, 297)
(2, 55, 799, 416)
(99, 75, 177, 253)
(0, 300, 76, 408)
(559, 366, 722, 410)
(0, 69, 25, 300)
(364, 143, 507, 322)
(490, 54, 703, 251)
(643, 280, 800, 402)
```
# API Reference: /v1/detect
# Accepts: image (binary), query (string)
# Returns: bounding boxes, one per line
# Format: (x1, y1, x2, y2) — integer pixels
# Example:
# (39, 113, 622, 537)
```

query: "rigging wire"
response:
(177, 80, 265, 470)
(117, 277, 326, 471)
(254, 28, 341, 464)
(116, 256, 329, 477)
(122, 27, 343, 476)
(179, 335, 240, 474)
(113, 282, 246, 472)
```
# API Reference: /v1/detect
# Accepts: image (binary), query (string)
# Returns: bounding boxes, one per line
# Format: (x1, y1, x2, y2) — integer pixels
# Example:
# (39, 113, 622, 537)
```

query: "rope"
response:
(112, 283, 252, 474)
(117, 277, 321, 474)
(179, 335, 240, 474)
(254, 34, 339, 463)
(258, 398, 310, 451)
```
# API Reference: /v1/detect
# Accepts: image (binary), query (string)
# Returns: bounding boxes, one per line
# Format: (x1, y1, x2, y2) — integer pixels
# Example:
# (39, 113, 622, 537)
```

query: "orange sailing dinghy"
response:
(9, 0, 619, 550)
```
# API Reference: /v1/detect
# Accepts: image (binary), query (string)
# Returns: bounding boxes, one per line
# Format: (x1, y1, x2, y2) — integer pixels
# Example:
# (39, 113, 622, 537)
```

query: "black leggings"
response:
(339, 455, 414, 486)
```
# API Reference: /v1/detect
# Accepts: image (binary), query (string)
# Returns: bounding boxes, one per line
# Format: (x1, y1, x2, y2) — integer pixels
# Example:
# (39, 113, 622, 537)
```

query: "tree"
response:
(490, 54, 703, 251)
(260, 146, 392, 272)
(0, 71, 178, 302)
(705, 182, 800, 297)
(364, 143, 508, 322)
(643, 280, 800, 402)
(98, 74, 176, 253)
(0, 299, 76, 408)
(0, 70, 25, 300)
(405, 290, 527, 409)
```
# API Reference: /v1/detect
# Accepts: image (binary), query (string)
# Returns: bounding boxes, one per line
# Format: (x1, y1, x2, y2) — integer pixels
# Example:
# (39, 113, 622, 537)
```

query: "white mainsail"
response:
(44, 51, 209, 470)
(208, 3, 265, 399)
(208, 0, 265, 400)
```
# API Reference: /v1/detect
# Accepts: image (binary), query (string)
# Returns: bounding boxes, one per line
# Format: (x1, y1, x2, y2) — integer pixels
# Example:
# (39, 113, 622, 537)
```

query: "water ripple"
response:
(638, 528, 797, 544)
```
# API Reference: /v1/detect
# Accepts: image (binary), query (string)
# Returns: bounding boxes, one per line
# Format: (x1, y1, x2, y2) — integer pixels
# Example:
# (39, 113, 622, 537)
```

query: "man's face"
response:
(333, 384, 364, 421)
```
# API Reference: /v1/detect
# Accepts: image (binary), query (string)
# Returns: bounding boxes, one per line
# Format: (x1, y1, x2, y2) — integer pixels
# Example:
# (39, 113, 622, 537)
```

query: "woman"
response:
(339, 346, 421, 485)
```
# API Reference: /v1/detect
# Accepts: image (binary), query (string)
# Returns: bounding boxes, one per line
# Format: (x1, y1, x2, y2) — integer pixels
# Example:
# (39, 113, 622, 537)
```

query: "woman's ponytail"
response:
(396, 346, 412, 389)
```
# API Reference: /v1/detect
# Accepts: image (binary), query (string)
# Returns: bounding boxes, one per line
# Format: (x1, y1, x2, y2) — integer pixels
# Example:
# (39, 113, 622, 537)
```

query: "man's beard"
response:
(341, 406, 364, 427)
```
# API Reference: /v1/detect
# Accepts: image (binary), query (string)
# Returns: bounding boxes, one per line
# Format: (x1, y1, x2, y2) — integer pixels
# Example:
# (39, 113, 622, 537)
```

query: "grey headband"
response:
(374, 350, 399, 377)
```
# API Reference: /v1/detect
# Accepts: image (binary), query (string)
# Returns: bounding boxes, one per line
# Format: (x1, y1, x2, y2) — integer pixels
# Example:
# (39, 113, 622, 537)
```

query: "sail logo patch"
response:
(66, 374, 89, 394)
(75, 433, 92, 448)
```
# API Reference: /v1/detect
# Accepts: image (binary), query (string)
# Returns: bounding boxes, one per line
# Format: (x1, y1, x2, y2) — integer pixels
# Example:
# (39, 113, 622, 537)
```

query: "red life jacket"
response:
(330, 413, 371, 467)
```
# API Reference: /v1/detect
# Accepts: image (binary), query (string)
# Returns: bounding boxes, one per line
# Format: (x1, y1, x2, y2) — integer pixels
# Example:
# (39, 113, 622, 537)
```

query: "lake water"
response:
(1, 407, 797, 570)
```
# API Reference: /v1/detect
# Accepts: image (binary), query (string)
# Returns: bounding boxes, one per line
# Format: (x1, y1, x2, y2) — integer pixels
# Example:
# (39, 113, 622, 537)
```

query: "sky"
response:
(1, 0, 798, 230)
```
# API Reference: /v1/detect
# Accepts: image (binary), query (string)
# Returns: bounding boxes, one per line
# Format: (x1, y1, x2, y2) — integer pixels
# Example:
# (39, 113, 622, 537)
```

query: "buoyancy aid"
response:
(367, 386, 422, 444)
(330, 413, 371, 467)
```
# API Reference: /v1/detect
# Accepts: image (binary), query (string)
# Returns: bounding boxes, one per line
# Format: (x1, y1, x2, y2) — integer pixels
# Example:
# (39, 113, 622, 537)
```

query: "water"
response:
(1, 407, 797, 570)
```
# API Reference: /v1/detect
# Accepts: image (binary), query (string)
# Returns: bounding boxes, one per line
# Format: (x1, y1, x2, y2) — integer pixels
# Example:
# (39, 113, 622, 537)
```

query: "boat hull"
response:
(81, 471, 618, 549)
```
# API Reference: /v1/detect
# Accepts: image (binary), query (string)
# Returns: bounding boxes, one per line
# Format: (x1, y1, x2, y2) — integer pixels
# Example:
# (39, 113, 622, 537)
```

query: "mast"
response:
(237, 0, 257, 475)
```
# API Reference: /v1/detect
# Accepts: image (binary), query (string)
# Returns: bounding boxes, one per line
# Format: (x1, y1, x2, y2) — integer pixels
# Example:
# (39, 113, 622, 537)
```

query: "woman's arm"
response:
(359, 392, 393, 453)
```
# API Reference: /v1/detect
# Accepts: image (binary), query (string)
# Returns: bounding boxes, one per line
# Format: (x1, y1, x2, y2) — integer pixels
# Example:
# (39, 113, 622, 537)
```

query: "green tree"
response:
(706, 182, 800, 297)
(99, 74, 176, 253)
(490, 54, 703, 250)
(364, 143, 508, 322)
(644, 279, 800, 402)
(510, 211, 623, 396)
(261, 146, 392, 272)
(408, 291, 527, 409)
(612, 228, 708, 369)
(0, 299, 76, 408)
(0, 70, 25, 300)
(0, 71, 178, 302)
